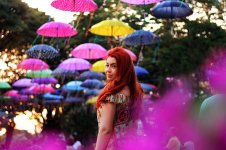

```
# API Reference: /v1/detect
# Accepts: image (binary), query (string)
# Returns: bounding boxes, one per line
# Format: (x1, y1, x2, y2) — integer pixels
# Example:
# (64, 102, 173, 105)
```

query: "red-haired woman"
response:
(95, 47, 144, 150)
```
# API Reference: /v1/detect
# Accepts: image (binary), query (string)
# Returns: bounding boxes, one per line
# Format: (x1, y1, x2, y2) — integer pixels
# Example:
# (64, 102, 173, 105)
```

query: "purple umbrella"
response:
(17, 58, 49, 71)
(37, 21, 77, 37)
(70, 43, 107, 59)
(58, 58, 92, 71)
(12, 78, 34, 88)
(51, 0, 98, 12)
(31, 77, 58, 84)
(121, 0, 161, 5)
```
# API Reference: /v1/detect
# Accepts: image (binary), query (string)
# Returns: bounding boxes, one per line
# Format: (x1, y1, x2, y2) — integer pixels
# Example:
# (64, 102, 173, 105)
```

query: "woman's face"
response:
(105, 56, 117, 81)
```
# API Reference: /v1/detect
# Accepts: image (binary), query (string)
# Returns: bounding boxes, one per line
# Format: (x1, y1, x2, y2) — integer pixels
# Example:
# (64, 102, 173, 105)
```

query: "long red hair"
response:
(96, 47, 144, 119)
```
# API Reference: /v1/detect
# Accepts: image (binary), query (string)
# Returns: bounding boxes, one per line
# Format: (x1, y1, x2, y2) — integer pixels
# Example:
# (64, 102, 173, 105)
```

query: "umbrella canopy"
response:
(31, 77, 58, 84)
(26, 44, 59, 59)
(140, 83, 156, 94)
(43, 93, 64, 100)
(30, 84, 55, 94)
(79, 71, 105, 81)
(121, 0, 161, 5)
(89, 20, 135, 36)
(150, 0, 193, 19)
(84, 89, 100, 97)
(26, 69, 52, 78)
(86, 96, 98, 104)
(91, 60, 106, 73)
(134, 66, 149, 77)
(58, 58, 92, 71)
(81, 79, 105, 89)
(43, 99, 61, 104)
(0, 81, 11, 89)
(123, 30, 160, 46)
(12, 78, 33, 88)
(37, 21, 77, 37)
(18, 58, 49, 71)
(52, 68, 79, 78)
(51, 0, 98, 12)
(63, 81, 84, 91)
(3, 90, 20, 97)
(70, 43, 107, 59)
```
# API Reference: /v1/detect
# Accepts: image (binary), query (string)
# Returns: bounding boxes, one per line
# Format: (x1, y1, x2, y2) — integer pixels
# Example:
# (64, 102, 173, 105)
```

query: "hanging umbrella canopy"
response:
(81, 79, 105, 89)
(3, 90, 20, 97)
(43, 93, 64, 100)
(37, 21, 77, 37)
(150, 0, 193, 19)
(70, 43, 107, 59)
(18, 58, 49, 71)
(12, 78, 33, 88)
(58, 58, 92, 71)
(29, 84, 55, 94)
(134, 66, 149, 77)
(91, 60, 106, 73)
(0, 82, 11, 89)
(123, 30, 160, 46)
(86, 96, 98, 104)
(62, 81, 85, 92)
(52, 68, 80, 78)
(43, 99, 61, 104)
(140, 83, 156, 94)
(79, 71, 105, 81)
(31, 77, 58, 84)
(89, 20, 135, 36)
(26, 69, 52, 78)
(51, 0, 98, 12)
(84, 89, 100, 97)
(26, 44, 59, 59)
(121, 0, 161, 5)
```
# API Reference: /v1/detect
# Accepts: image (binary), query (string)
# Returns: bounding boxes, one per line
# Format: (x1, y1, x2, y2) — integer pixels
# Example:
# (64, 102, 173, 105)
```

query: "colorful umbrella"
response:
(43, 99, 61, 104)
(134, 66, 149, 77)
(150, 0, 193, 19)
(12, 78, 33, 88)
(3, 90, 20, 97)
(89, 20, 135, 36)
(86, 96, 98, 104)
(26, 44, 59, 59)
(91, 60, 106, 72)
(0, 81, 11, 89)
(84, 89, 100, 97)
(52, 68, 79, 78)
(51, 0, 98, 12)
(70, 43, 107, 59)
(31, 77, 58, 84)
(81, 79, 105, 89)
(123, 30, 160, 46)
(79, 71, 105, 81)
(26, 69, 52, 78)
(37, 21, 77, 37)
(18, 58, 49, 71)
(121, 0, 161, 5)
(140, 83, 156, 94)
(58, 58, 91, 71)
(63, 81, 83, 91)
(30, 84, 55, 93)
(43, 93, 64, 100)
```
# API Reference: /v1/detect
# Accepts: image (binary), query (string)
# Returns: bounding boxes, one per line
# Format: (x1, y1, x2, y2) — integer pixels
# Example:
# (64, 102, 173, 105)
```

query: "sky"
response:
(21, 0, 75, 23)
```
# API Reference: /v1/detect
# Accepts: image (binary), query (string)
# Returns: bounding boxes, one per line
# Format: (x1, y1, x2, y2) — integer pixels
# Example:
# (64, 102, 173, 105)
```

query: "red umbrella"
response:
(37, 21, 77, 38)
(51, 0, 98, 12)
(70, 43, 107, 59)
(17, 58, 49, 71)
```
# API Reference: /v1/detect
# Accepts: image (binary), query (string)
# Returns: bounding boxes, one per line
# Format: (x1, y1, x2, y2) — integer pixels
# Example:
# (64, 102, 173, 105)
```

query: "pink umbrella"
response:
(18, 58, 49, 71)
(30, 84, 55, 93)
(121, 0, 161, 5)
(37, 21, 77, 37)
(58, 58, 91, 71)
(12, 78, 34, 87)
(51, 0, 98, 12)
(103, 48, 137, 61)
(70, 43, 107, 59)
(3, 90, 20, 97)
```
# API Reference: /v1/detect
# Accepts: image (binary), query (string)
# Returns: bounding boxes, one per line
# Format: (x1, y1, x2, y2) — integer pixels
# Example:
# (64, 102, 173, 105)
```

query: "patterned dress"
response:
(97, 94, 135, 150)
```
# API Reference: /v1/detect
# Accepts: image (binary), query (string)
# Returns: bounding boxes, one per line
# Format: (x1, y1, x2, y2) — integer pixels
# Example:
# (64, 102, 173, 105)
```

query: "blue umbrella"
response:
(140, 83, 156, 94)
(81, 79, 105, 89)
(79, 71, 105, 81)
(134, 66, 149, 77)
(26, 44, 59, 59)
(84, 89, 101, 97)
(43, 93, 64, 99)
(52, 68, 79, 78)
(123, 30, 160, 46)
(150, 0, 193, 19)
(43, 99, 61, 104)
(62, 81, 85, 91)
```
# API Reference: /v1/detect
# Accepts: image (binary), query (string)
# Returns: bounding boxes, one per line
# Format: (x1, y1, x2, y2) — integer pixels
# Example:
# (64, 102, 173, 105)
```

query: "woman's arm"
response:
(95, 102, 116, 150)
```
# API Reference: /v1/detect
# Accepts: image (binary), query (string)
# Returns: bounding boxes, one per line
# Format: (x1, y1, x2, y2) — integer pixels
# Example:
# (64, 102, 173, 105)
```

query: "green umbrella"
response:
(26, 69, 52, 78)
(0, 81, 11, 89)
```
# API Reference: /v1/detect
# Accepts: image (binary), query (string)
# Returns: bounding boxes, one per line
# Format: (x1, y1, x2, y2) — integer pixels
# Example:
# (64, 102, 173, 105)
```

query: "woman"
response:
(95, 47, 144, 150)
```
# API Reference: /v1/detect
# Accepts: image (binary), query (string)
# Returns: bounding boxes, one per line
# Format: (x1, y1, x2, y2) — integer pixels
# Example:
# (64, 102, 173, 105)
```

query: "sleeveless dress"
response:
(97, 94, 135, 150)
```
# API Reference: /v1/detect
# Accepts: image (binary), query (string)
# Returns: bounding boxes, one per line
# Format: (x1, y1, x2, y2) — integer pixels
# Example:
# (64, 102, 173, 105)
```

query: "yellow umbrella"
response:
(89, 20, 135, 36)
(91, 60, 106, 73)
(86, 96, 98, 104)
